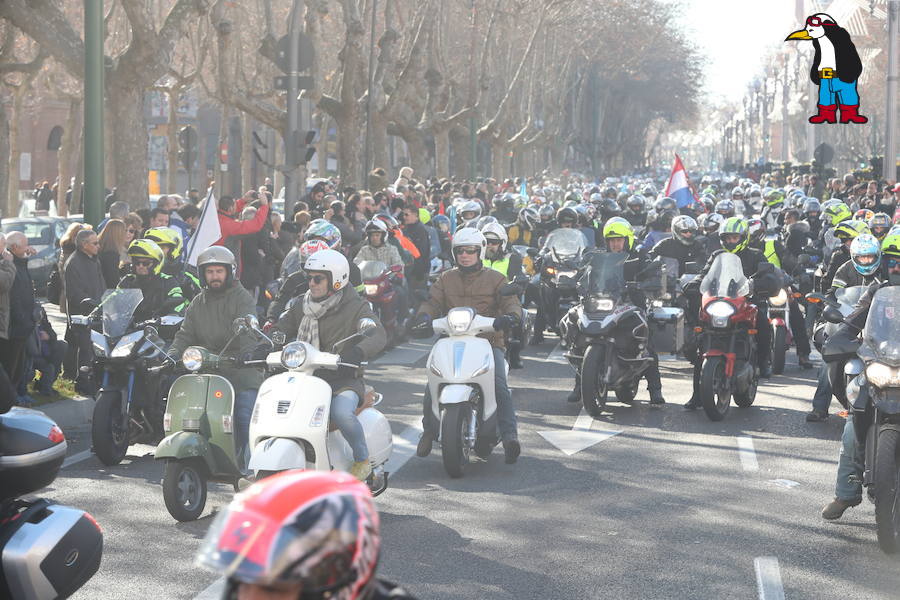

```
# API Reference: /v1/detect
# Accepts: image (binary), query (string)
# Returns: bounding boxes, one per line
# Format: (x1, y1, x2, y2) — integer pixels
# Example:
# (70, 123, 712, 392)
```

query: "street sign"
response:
(274, 33, 315, 73)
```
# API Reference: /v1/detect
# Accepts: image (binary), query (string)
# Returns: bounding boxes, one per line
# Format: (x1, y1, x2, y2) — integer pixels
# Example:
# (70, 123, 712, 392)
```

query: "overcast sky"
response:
(671, 0, 802, 102)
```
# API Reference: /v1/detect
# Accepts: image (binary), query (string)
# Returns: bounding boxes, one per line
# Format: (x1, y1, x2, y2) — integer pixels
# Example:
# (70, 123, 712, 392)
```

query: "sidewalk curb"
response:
(35, 394, 95, 431)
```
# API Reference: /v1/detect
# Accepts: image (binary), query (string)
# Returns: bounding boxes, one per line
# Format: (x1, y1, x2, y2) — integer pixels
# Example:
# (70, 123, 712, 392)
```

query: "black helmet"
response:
(556, 206, 578, 225)
(626, 195, 645, 214)
(599, 197, 620, 219)
(654, 197, 676, 213)
(671, 215, 699, 246)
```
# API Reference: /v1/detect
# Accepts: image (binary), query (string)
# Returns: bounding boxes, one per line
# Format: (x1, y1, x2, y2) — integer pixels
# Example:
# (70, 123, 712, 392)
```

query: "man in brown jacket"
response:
(412, 228, 522, 464)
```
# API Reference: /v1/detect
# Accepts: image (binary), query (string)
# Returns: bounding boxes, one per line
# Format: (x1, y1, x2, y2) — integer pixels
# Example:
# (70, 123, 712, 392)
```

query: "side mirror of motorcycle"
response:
(823, 304, 844, 324)
(80, 298, 98, 314)
(233, 317, 248, 334)
(684, 262, 700, 275)
(358, 318, 377, 336)
(526, 247, 539, 258)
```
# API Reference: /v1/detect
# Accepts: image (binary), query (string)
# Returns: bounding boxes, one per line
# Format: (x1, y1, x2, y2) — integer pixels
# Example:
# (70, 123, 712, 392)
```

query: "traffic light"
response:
(289, 129, 316, 168)
(177, 125, 198, 171)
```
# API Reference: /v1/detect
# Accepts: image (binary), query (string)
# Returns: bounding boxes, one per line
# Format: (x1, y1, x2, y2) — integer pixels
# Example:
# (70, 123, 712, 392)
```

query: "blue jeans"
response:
(422, 347, 517, 441)
(812, 363, 833, 413)
(331, 390, 369, 462)
(234, 389, 258, 459)
(835, 414, 864, 501)
(818, 77, 860, 106)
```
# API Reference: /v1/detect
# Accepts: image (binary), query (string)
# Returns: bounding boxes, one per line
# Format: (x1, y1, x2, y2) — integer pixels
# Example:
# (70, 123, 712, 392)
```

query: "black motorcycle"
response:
(70, 289, 181, 465)
(536, 228, 587, 338)
(560, 252, 658, 416)
(825, 286, 900, 553)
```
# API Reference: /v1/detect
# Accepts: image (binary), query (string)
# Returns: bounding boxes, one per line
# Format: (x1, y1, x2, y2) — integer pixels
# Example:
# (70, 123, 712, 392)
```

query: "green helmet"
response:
(881, 233, 900, 259)
(823, 202, 852, 226)
(718, 217, 749, 253)
(833, 219, 870, 241)
(764, 189, 785, 208)
(602, 217, 635, 252)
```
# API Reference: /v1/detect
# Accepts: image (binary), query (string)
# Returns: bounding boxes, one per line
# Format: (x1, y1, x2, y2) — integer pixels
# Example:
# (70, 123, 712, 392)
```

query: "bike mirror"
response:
(80, 298, 98, 313)
(526, 247, 539, 257)
(233, 317, 248, 334)
(823, 304, 844, 324)
(271, 331, 286, 346)
(358, 318, 377, 335)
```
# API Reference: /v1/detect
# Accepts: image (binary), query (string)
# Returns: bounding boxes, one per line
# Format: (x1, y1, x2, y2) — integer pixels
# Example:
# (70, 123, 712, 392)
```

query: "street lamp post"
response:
(884, 0, 899, 180)
(781, 51, 790, 162)
(84, 0, 104, 226)
(362, 0, 378, 186)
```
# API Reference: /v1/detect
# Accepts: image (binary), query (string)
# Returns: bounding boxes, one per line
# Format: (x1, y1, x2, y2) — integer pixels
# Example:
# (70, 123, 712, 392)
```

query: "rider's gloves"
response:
(337, 346, 365, 378)
(262, 320, 275, 333)
(493, 315, 516, 332)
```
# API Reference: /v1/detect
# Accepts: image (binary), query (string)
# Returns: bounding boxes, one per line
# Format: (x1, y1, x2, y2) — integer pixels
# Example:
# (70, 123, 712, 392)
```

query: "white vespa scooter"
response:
(424, 307, 507, 478)
(247, 318, 393, 495)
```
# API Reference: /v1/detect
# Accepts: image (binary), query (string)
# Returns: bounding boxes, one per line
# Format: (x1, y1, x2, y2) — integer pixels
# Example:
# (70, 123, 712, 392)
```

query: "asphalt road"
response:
(39, 333, 900, 600)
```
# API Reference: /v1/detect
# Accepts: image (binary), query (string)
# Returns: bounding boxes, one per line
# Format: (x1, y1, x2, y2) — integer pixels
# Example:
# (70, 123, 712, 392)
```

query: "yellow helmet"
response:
(127, 239, 165, 275)
(144, 227, 183, 260)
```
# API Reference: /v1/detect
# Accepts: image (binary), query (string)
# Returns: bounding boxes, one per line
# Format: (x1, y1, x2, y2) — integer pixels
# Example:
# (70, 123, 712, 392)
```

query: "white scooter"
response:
(424, 307, 507, 478)
(247, 319, 393, 495)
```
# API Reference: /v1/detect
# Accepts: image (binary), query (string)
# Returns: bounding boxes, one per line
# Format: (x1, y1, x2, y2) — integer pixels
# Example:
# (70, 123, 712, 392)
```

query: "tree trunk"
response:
(491, 142, 506, 182)
(57, 98, 82, 217)
(107, 83, 149, 207)
(404, 131, 429, 181)
(273, 133, 285, 200)
(433, 128, 449, 179)
(7, 87, 25, 218)
(217, 104, 231, 199)
(371, 114, 389, 175)
(166, 89, 179, 195)
(336, 113, 361, 189)
(242, 112, 253, 193)
(0, 101, 10, 219)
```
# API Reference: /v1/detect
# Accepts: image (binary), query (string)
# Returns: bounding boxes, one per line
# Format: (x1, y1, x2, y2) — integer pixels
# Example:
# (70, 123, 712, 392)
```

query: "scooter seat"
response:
(327, 393, 376, 432)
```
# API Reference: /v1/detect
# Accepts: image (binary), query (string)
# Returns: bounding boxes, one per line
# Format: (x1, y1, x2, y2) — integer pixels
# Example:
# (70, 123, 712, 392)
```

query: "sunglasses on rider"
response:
(308, 274, 329, 284)
(454, 246, 480, 255)
(134, 259, 155, 267)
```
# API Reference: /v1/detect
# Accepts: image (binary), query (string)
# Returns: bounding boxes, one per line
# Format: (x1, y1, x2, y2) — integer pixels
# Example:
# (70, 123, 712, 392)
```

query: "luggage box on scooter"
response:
(0, 408, 68, 502)
(648, 306, 684, 355)
(0, 498, 103, 600)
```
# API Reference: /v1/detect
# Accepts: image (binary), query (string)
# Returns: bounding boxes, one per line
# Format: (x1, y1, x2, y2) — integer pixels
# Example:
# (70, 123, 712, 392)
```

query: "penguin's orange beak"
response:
(785, 29, 813, 41)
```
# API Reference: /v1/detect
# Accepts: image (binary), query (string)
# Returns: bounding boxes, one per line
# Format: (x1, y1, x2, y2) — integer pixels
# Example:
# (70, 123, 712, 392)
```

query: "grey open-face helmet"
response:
(196, 246, 237, 287)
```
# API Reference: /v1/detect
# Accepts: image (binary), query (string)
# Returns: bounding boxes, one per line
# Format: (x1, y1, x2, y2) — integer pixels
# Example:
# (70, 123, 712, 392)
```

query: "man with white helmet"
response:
(410, 228, 523, 463)
(273, 249, 387, 481)
(482, 222, 525, 369)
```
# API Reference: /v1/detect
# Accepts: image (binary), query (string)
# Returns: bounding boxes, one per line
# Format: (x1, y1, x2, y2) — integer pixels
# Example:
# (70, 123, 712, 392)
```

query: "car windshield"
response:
(834, 285, 868, 317)
(861, 287, 900, 366)
(1, 220, 52, 246)
(543, 228, 586, 258)
(584, 252, 626, 297)
(358, 260, 387, 281)
(100, 288, 144, 338)
(699, 252, 750, 297)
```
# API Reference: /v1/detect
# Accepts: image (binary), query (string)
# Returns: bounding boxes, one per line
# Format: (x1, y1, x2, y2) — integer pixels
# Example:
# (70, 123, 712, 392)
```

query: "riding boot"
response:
(684, 362, 702, 409)
(508, 343, 523, 369)
(567, 373, 581, 402)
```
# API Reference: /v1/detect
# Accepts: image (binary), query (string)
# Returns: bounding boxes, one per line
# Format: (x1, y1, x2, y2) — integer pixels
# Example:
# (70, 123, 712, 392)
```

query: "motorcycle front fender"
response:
(155, 431, 211, 468)
(439, 384, 475, 406)
(248, 438, 306, 474)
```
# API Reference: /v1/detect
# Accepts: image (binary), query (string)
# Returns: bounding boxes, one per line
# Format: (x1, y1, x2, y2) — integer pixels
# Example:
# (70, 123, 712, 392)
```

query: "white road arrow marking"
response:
(385, 425, 422, 474)
(754, 556, 785, 600)
(737, 436, 759, 471)
(538, 407, 622, 456)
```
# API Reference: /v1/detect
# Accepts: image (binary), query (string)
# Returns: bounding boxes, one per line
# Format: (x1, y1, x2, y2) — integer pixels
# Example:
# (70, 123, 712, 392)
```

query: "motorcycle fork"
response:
(864, 412, 877, 489)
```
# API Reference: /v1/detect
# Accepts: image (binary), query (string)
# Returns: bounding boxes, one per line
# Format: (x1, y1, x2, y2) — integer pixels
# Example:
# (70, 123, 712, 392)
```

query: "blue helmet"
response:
(850, 233, 881, 276)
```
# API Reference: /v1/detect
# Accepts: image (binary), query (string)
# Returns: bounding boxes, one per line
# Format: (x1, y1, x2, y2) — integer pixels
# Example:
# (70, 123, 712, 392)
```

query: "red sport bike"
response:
(359, 260, 406, 347)
(696, 253, 761, 421)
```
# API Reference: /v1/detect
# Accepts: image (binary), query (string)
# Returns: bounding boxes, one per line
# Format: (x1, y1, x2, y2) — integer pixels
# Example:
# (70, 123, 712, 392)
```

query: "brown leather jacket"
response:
(418, 265, 521, 349)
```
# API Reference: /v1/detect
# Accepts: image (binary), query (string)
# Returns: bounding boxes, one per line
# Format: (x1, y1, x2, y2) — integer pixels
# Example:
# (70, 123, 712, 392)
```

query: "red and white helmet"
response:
(299, 239, 330, 264)
(196, 471, 380, 599)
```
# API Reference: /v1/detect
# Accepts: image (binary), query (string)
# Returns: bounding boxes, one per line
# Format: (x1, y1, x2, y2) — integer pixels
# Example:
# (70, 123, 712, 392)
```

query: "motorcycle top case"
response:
(0, 408, 67, 502)
(0, 499, 103, 600)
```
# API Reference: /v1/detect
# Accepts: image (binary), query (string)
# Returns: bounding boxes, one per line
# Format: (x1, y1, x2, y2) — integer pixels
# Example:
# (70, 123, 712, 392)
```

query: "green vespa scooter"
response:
(155, 316, 274, 522)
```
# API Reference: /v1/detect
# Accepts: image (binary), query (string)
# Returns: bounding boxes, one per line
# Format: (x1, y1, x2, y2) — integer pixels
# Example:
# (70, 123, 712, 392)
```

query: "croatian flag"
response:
(664, 154, 698, 210)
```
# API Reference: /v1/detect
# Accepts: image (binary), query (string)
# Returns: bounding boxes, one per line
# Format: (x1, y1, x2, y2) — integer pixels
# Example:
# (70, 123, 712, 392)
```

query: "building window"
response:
(47, 126, 64, 151)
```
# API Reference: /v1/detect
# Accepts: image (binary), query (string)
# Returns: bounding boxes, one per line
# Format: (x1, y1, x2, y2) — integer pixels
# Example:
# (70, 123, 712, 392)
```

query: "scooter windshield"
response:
(543, 228, 586, 259)
(584, 252, 627, 297)
(861, 287, 900, 366)
(99, 288, 144, 338)
(358, 260, 388, 281)
(834, 285, 867, 317)
(699, 252, 750, 298)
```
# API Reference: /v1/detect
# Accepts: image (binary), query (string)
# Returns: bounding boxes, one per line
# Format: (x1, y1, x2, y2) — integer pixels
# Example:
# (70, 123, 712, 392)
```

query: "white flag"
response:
(185, 191, 222, 267)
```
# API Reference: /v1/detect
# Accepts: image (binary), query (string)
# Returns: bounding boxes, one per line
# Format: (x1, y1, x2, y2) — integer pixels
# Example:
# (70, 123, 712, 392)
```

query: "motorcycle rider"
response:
(482, 222, 525, 369)
(196, 470, 418, 600)
(647, 215, 707, 269)
(803, 198, 823, 239)
(820, 234, 900, 520)
(265, 240, 331, 327)
(508, 207, 540, 248)
(684, 217, 778, 409)
(761, 190, 785, 231)
(624, 195, 647, 229)
(868, 212, 892, 241)
(143, 226, 201, 300)
(355, 220, 403, 268)
(168, 247, 263, 463)
(821, 219, 870, 291)
(411, 228, 523, 464)
(567, 218, 666, 406)
(117, 239, 187, 321)
(698, 213, 724, 255)
(272, 249, 386, 481)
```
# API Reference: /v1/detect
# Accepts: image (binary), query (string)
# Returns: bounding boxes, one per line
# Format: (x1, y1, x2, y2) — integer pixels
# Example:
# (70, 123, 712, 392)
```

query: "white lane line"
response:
(546, 343, 567, 364)
(754, 556, 785, 600)
(62, 450, 93, 469)
(384, 425, 422, 474)
(194, 578, 225, 600)
(737, 436, 759, 472)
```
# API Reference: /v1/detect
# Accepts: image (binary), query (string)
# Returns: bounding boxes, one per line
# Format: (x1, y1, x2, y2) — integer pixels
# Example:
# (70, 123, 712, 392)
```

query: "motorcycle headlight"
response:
(865, 362, 900, 388)
(586, 297, 615, 312)
(447, 308, 474, 334)
(769, 289, 788, 306)
(92, 341, 107, 358)
(281, 342, 307, 369)
(705, 300, 736, 318)
(111, 331, 143, 358)
(182, 346, 205, 372)
(364, 284, 379, 296)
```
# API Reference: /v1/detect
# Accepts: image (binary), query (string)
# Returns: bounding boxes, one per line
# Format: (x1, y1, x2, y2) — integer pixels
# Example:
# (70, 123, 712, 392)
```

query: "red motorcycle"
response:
(696, 253, 760, 421)
(359, 260, 406, 347)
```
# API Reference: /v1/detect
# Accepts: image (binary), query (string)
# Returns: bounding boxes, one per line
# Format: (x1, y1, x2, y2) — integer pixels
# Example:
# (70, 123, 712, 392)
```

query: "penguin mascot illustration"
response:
(785, 13, 867, 124)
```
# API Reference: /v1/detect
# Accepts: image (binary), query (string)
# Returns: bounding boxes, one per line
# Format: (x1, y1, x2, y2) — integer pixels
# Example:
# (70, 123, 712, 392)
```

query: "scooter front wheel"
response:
(874, 428, 900, 554)
(162, 459, 208, 522)
(771, 324, 787, 375)
(441, 403, 473, 478)
(700, 357, 731, 421)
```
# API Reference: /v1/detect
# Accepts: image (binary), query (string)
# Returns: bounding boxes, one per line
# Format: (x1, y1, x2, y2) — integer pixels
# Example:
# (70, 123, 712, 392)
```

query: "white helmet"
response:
(481, 222, 508, 254)
(451, 227, 488, 261)
(303, 248, 350, 292)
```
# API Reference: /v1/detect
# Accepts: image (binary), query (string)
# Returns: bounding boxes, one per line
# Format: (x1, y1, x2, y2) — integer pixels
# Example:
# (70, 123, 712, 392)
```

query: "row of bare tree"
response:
(0, 0, 701, 213)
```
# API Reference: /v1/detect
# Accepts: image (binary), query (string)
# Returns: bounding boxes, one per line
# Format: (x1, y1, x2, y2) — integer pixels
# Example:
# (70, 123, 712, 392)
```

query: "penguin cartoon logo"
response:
(785, 13, 867, 125)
